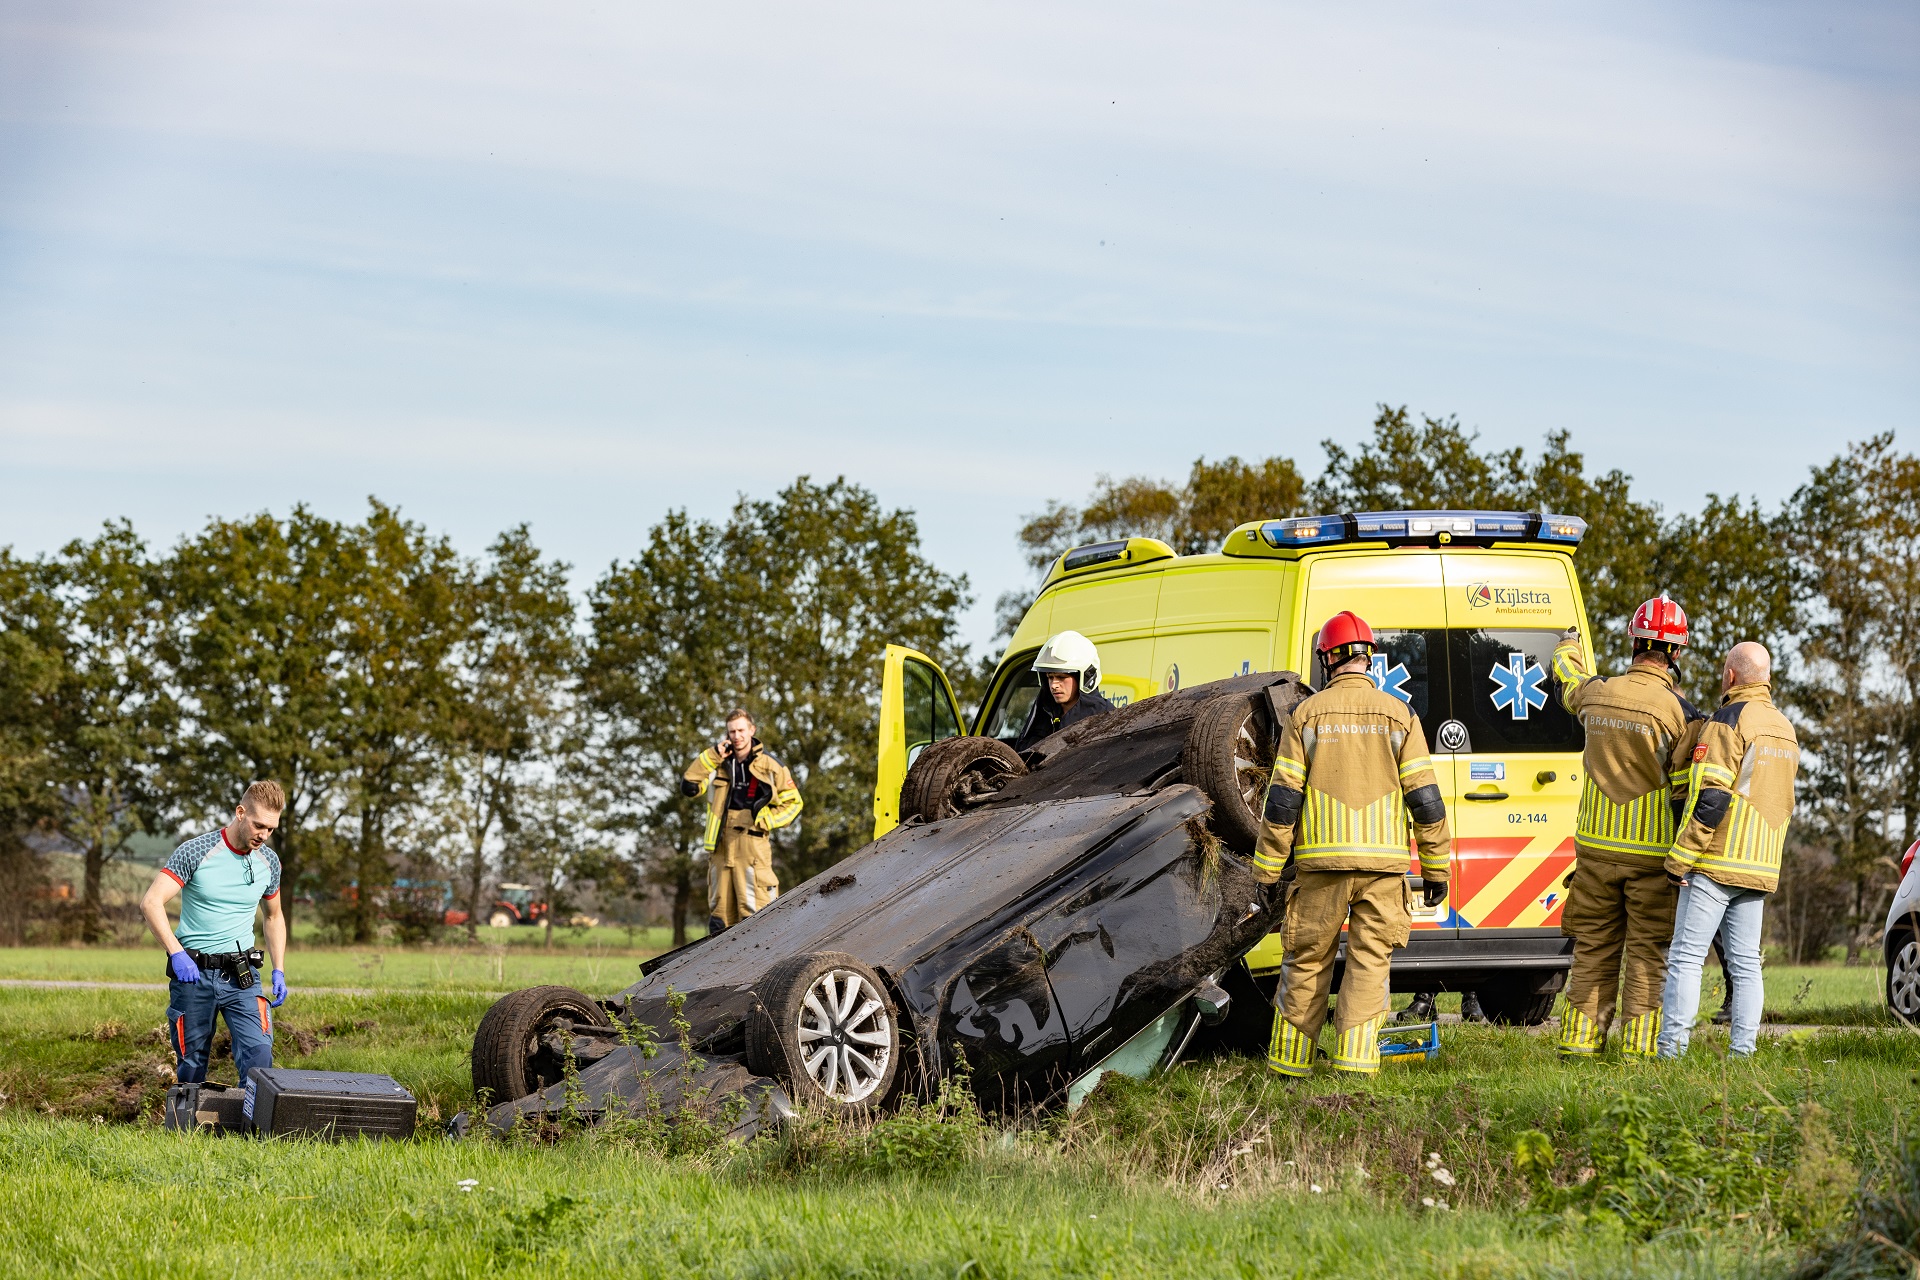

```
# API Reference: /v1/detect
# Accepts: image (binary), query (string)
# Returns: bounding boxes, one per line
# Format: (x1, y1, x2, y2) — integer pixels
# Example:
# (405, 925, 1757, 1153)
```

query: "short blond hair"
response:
(724, 709, 755, 728)
(242, 780, 287, 814)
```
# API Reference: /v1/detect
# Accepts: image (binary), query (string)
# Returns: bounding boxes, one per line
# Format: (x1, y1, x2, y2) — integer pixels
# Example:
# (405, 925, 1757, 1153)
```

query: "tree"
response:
(584, 479, 972, 938)
(163, 507, 359, 922)
(0, 552, 62, 943)
(330, 503, 468, 943)
(582, 512, 735, 945)
(24, 525, 173, 940)
(443, 528, 576, 940)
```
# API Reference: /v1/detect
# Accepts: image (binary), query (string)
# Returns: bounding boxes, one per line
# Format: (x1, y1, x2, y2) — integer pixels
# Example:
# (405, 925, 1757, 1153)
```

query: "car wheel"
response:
(1475, 975, 1560, 1027)
(900, 736, 1027, 824)
(1181, 690, 1282, 853)
(488, 911, 514, 928)
(1889, 932, 1920, 1025)
(747, 951, 900, 1114)
(471, 985, 612, 1102)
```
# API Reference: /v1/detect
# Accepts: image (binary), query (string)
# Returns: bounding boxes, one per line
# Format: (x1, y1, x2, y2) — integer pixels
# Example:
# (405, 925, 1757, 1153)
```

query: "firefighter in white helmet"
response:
(1014, 631, 1115, 752)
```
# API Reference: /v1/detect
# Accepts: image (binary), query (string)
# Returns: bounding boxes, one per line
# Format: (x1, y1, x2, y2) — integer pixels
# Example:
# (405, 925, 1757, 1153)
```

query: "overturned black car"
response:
(462, 672, 1307, 1136)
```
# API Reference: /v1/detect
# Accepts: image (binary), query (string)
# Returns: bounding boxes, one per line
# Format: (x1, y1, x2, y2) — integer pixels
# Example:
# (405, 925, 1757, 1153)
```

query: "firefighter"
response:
(1256, 611, 1452, 1077)
(682, 709, 804, 933)
(1549, 593, 1703, 1059)
(1659, 642, 1799, 1059)
(1013, 630, 1115, 753)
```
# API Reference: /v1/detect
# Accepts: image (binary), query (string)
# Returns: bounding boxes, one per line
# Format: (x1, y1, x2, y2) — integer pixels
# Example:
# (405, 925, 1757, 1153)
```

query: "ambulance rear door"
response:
(1299, 551, 1455, 936)
(1437, 553, 1585, 938)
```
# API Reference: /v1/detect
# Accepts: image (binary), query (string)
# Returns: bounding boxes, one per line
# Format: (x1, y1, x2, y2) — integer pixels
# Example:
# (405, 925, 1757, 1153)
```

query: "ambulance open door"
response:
(872, 644, 965, 841)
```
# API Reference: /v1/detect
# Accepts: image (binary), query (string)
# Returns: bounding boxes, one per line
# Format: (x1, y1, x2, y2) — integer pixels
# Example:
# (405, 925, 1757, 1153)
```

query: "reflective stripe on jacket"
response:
(1667, 683, 1798, 892)
(1252, 670, 1451, 882)
(682, 741, 804, 853)
(1551, 641, 1700, 865)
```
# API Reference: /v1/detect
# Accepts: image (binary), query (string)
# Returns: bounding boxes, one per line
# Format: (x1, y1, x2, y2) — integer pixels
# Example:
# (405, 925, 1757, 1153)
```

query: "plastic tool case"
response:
(163, 1082, 249, 1133)
(245, 1068, 417, 1139)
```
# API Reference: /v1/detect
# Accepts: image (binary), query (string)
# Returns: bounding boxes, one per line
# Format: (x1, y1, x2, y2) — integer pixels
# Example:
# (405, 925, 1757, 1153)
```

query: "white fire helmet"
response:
(1031, 630, 1101, 695)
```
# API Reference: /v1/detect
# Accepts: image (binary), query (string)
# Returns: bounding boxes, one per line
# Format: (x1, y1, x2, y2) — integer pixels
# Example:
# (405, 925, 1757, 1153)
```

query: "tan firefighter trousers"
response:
(708, 811, 779, 929)
(1558, 857, 1677, 1058)
(1269, 869, 1412, 1076)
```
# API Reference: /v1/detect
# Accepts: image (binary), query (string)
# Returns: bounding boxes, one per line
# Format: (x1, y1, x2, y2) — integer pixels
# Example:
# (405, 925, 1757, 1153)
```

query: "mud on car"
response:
(461, 671, 1304, 1134)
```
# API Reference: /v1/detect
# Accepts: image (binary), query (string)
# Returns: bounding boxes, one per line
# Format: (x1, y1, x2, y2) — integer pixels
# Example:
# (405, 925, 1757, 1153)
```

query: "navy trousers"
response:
(167, 969, 274, 1084)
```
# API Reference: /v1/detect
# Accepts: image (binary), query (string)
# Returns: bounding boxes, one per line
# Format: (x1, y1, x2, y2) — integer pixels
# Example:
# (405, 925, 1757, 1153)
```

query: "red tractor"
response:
(487, 884, 551, 929)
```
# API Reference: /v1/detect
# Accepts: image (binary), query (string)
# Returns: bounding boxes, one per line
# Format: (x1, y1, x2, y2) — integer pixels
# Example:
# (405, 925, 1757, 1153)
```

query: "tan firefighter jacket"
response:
(1253, 670, 1452, 884)
(682, 740, 803, 854)
(1550, 640, 1701, 867)
(1666, 683, 1799, 892)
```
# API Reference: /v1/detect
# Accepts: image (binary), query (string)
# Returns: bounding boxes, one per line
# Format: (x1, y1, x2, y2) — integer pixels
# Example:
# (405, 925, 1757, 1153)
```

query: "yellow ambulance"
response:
(874, 509, 1597, 1024)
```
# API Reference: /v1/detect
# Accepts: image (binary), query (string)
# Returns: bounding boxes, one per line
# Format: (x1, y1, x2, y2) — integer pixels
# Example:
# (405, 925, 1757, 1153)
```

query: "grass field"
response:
(0, 950, 1912, 1278)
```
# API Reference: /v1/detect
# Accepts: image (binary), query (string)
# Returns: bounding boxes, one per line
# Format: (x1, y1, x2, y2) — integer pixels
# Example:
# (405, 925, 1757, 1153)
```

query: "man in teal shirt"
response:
(140, 781, 290, 1084)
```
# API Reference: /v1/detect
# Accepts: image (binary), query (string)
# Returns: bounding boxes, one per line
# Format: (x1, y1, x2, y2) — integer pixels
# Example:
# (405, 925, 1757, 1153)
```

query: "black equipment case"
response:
(163, 1082, 249, 1133)
(244, 1068, 417, 1139)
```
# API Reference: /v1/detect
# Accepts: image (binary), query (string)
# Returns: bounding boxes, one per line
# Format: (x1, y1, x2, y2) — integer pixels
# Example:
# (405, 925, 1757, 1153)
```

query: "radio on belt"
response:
(244, 1068, 418, 1139)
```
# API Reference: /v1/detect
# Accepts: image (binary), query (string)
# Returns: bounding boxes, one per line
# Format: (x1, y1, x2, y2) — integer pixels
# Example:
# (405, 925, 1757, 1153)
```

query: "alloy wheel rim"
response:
(1893, 941, 1920, 1017)
(796, 969, 892, 1102)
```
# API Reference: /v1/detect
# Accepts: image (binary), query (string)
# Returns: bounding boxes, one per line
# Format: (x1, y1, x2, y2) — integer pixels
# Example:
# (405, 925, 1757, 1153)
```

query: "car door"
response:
(872, 644, 965, 841)
(1438, 553, 1587, 934)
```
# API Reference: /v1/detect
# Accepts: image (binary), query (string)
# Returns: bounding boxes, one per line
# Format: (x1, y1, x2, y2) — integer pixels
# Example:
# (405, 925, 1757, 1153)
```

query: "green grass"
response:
(0, 951, 1912, 1276)
(0, 940, 679, 993)
(0, 1117, 1788, 1278)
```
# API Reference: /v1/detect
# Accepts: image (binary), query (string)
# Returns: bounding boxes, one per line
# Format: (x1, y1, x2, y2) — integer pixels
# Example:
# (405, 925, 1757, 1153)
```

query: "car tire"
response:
(1475, 976, 1560, 1027)
(471, 985, 613, 1103)
(1181, 688, 1293, 853)
(899, 736, 1027, 824)
(746, 951, 900, 1115)
(1888, 930, 1920, 1025)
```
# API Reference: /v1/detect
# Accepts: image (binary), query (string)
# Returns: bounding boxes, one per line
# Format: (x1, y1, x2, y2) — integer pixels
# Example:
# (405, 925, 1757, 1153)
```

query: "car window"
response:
(1447, 628, 1582, 754)
(980, 652, 1041, 743)
(903, 658, 963, 766)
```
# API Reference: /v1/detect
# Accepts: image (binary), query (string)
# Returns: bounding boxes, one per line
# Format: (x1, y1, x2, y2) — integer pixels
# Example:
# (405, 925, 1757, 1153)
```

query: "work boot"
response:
(1710, 998, 1732, 1026)
(1396, 993, 1437, 1024)
(1459, 990, 1488, 1024)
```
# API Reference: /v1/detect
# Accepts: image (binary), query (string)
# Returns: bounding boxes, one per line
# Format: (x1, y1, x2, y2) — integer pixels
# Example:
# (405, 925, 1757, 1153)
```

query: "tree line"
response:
(1, 411, 1913, 957)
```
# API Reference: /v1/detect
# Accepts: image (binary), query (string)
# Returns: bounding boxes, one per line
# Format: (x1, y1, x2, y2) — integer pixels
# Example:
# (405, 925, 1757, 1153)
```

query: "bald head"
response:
(1725, 642, 1771, 689)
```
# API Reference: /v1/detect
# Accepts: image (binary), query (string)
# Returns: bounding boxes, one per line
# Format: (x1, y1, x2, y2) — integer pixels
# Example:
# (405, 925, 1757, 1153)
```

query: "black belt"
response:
(169, 948, 265, 988)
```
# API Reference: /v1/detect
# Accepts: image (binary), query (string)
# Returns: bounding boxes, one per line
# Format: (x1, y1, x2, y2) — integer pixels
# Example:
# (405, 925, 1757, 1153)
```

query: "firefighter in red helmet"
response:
(1548, 592, 1704, 1059)
(1255, 611, 1453, 1077)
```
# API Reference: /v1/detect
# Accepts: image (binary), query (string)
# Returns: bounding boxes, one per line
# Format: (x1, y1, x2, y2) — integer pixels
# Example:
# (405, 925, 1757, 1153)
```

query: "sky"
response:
(1, 1, 1915, 651)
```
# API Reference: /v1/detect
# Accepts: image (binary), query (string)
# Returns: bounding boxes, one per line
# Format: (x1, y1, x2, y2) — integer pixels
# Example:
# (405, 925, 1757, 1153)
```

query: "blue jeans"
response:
(1658, 875, 1766, 1058)
(167, 970, 275, 1084)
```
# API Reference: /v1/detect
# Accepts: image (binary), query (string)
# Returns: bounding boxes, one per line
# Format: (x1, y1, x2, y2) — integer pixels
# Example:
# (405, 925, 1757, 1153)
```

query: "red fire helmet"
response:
(1628, 592, 1690, 647)
(1316, 610, 1376, 660)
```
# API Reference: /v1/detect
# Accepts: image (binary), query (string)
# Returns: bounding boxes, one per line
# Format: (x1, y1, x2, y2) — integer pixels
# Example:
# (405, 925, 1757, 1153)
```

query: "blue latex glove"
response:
(269, 969, 288, 1008)
(168, 951, 201, 984)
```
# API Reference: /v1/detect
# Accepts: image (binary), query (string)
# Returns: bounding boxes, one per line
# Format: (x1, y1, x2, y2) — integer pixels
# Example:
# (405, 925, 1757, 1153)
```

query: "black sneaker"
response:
(1397, 993, 1437, 1024)
(1710, 1002, 1732, 1026)
(1460, 991, 1489, 1024)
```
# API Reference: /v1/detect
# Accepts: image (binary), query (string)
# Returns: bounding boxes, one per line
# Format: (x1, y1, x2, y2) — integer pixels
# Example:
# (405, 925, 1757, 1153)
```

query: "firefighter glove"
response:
(1422, 880, 1449, 909)
(269, 969, 288, 1008)
(1667, 871, 1687, 889)
(168, 951, 201, 984)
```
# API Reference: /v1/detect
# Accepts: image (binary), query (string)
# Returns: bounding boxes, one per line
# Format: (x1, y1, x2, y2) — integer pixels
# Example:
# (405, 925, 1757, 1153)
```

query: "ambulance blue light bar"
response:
(1260, 510, 1588, 549)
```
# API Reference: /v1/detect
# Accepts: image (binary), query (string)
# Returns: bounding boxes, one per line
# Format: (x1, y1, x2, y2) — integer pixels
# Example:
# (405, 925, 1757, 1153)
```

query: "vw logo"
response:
(1435, 719, 1471, 753)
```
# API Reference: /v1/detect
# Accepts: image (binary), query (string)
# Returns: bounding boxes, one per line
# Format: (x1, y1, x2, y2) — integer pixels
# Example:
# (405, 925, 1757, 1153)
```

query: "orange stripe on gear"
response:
(1479, 848, 1577, 929)
(257, 997, 271, 1034)
(174, 1016, 187, 1058)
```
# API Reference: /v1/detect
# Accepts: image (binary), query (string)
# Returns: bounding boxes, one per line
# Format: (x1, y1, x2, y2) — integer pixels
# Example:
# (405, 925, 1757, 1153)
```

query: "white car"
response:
(1887, 838, 1920, 1024)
